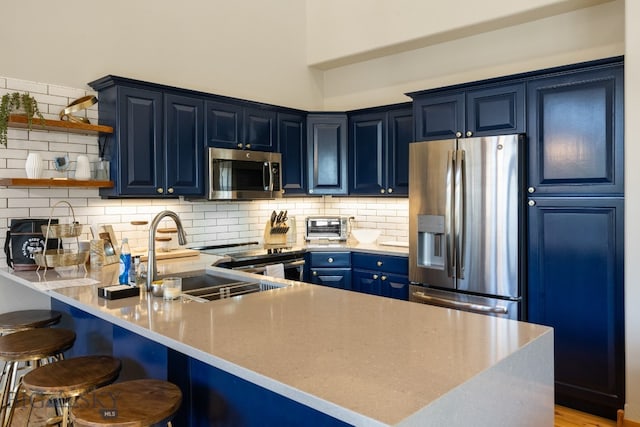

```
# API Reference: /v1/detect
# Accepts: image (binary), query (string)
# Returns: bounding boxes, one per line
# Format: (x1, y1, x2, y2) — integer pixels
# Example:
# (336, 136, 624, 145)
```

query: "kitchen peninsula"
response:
(0, 255, 553, 426)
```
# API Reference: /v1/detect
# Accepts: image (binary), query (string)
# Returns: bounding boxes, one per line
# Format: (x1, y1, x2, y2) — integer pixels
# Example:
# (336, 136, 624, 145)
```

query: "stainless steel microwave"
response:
(206, 147, 282, 200)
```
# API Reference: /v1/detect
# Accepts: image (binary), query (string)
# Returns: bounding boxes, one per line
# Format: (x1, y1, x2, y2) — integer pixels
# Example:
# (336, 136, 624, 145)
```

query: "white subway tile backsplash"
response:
(6, 78, 48, 94)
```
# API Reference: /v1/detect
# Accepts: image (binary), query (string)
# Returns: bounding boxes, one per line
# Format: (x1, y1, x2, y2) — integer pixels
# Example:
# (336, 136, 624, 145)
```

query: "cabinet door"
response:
(527, 197, 624, 418)
(278, 112, 307, 195)
(205, 100, 243, 149)
(307, 114, 348, 195)
(380, 273, 409, 300)
(348, 112, 385, 195)
(244, 107, 277, 151)
(309, 268, 352, 290)
(164, 94, 204, 196)
(117, 86, 163, 196)
(351, 269, 382, 296)
(527, 65, 623, 195)
(413, 93, 464, 141)
(387, 108, 413, 195)
(466, 83, 525, 137)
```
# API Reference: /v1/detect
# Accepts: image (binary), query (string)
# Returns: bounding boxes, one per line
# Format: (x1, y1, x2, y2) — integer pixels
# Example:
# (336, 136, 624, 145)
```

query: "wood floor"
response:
(555, 406, 616, 427)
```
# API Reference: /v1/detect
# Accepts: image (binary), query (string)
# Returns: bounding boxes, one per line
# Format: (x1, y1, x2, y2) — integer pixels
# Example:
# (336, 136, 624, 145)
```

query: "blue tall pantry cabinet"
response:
(526, 61, 624, 419)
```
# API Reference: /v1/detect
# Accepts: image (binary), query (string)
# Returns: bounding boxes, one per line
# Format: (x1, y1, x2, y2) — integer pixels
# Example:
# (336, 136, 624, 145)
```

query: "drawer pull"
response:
(327, 257, 334, 263)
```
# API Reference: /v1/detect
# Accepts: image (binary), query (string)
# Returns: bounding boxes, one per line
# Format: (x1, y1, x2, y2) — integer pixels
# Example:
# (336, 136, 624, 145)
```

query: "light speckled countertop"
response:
(0, 246, 553, 426)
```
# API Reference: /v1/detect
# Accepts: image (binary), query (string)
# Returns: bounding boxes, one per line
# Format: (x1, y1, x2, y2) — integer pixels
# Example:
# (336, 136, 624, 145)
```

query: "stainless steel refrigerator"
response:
(408, 134, 525, 320)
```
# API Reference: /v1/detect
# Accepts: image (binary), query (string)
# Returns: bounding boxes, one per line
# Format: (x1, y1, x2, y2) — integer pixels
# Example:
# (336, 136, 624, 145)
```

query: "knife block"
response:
(263, 220, 288, 247)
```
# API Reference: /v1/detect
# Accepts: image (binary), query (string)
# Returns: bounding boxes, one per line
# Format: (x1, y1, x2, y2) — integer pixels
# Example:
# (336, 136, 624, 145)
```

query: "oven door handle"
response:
(234, 259, 305, 274)
(263, 161, 274, 191)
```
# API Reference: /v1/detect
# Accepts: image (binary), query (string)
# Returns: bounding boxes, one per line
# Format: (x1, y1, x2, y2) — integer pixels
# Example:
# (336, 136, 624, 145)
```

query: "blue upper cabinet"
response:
(307, 114, 348, 195)
(205, 101, 276, 151)
(411, 83, 525, 141)
(278, 112, 307, 196)
(204, 100, 243, 149)
(89, 76, 205, 198)
(348, 104, 413, 196)
(114, 86, 164, 197)
(164, 94, 204, 196)
(527, 64, 624, 196)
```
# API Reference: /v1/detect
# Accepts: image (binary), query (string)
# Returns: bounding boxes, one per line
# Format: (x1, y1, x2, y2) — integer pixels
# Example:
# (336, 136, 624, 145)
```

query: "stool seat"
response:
(0, 328, 75, 361)
(22, 355, 121, 397)
(0, 309, 62, 334)
(16, 356, 121, 427)
(71, 379, 182, 427)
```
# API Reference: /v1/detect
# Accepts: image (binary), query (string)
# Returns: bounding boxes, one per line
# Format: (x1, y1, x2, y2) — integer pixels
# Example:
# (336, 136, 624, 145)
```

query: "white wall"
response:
(624, 0, 640, 421)
(306, 0, 614, 68)
(319, 0, 624, 110)
(0, 0, 324, 111)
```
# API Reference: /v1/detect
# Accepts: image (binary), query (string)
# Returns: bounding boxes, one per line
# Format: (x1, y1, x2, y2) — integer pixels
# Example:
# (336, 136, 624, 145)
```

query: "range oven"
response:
(190, 242, 305, 281)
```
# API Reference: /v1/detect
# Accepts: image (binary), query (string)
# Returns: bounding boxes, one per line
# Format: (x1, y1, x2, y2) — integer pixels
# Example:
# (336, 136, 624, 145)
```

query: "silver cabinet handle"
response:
(388, 188, 393, 193)
(455, 131, 462, 138)
(376, 260, 383, 267)
(156, 188, 164, 194)
(528, 200, 536, 207)
(466, 131, 473, 137)
(380, 188, 386, 194)
(237, 143, 243, 148)
(167, 188, 174, 194)
(412, 292, 508, 314)
(246, 144, 251, 149)
(372, 274, 379, 280)
(381, 275, 387, 281)
(312, 271, 318, 276)
(327, 257, 334, 263)
(528, 187, 535, 193)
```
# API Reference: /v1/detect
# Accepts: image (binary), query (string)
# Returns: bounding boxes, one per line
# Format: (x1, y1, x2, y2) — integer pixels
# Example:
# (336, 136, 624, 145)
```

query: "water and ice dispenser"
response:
(416, 215, 445, 270)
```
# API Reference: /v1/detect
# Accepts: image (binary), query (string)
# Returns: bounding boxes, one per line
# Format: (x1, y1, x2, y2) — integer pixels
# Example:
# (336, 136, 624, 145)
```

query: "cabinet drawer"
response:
(351, 252, 408, 275)
(308, 252, 351, 268)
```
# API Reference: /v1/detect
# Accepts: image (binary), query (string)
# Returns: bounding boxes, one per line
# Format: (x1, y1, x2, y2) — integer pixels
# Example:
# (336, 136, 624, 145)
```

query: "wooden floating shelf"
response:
(8, 114, 113, 135)
(0, 178, 114, 188)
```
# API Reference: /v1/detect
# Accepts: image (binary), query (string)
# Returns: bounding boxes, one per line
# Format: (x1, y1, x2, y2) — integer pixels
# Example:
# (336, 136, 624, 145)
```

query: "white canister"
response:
(75, 155, 91, 180)
(25, 152, 43, 179)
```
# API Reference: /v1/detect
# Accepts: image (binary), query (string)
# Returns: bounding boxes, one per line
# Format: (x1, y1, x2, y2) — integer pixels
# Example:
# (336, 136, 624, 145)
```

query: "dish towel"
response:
(265, 263, 285, 279)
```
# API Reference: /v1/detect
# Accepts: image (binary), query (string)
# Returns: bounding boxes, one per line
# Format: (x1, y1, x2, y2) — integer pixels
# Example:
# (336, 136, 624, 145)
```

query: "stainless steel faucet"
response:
(146, 210, 188, 290)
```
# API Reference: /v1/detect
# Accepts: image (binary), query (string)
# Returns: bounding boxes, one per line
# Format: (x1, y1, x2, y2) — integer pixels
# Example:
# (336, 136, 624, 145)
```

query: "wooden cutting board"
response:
(131, 248, 199, 262)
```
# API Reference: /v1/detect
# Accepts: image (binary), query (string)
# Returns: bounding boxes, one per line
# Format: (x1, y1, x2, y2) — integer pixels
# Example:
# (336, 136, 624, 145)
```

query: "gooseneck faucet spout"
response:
(147, 210, 188, 290)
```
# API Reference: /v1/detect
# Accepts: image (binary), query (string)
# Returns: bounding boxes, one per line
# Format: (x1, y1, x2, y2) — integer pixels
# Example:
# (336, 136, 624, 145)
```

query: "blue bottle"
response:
(118, 238, 132, 285)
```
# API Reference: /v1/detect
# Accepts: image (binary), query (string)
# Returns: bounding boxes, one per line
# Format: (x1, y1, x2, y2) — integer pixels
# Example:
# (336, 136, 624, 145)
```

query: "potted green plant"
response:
(0, 92, 45, 146)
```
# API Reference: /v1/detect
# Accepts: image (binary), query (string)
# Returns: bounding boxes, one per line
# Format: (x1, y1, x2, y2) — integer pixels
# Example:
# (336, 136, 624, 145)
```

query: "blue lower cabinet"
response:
(189, 358, 351, 426)
(351, 252, 409, 300)
(309, 268, 352, 290)
(352, 270, 408, 300)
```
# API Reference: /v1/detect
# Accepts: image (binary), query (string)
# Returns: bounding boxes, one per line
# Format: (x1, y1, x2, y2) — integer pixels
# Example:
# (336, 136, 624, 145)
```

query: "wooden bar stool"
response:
(71, 379, 182, 427)
(9, 355, 122, 427)
(0, 310, 62, 335)
(0, 328, 75, 427)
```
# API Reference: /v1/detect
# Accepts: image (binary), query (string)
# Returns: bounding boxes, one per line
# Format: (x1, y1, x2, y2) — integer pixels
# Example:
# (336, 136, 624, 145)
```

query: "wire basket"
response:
(36, 200, 87, 271)
(41, 223, 83, 239)
(34, 249, 90, 268)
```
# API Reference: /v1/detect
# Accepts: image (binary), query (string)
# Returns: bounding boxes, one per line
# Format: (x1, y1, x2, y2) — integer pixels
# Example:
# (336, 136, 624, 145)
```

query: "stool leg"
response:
(0, 361, 16, 427)
(2, 368, 20, 427)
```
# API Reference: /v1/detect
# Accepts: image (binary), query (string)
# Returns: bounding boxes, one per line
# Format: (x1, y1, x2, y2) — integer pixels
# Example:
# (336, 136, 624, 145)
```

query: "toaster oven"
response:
(305, 216, 351, 241)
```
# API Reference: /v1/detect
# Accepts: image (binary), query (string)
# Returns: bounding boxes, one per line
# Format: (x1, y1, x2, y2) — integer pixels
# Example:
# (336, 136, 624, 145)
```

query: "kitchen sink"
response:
(158, 270, 285, 302)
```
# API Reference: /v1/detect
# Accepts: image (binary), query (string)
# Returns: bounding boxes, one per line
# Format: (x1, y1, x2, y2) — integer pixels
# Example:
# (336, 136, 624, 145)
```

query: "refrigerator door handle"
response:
(412, 291, 508, 315)
(445, 150, 455, 278)
(455, 149, 465, 279)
